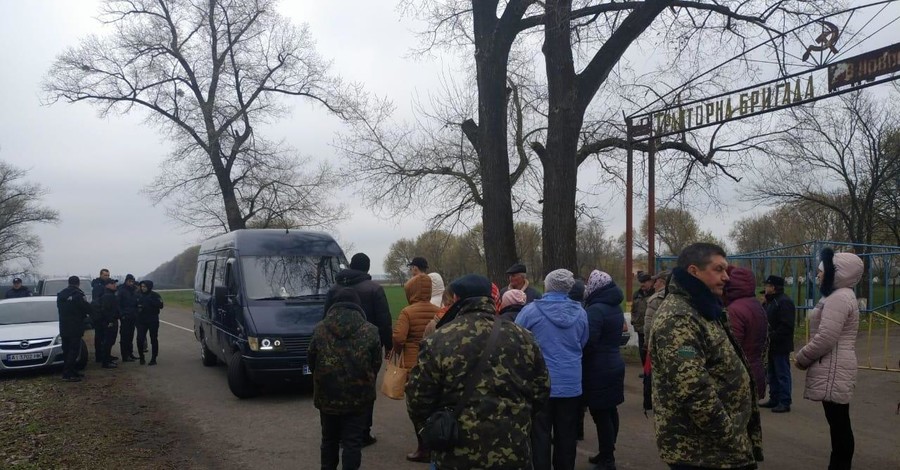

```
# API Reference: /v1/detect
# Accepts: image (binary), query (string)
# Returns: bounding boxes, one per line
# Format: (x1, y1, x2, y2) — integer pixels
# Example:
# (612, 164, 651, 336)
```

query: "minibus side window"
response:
(204, 260, 216, 294)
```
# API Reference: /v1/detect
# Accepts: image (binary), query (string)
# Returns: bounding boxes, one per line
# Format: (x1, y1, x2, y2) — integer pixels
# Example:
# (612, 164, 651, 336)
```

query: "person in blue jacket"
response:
(516, 268, 589, 470)
(582, 270, 626, 470)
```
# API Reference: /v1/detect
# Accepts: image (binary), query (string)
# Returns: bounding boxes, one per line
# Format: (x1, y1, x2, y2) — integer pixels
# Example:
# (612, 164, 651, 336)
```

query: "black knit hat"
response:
(449, 274, 492, 300)
(125, 274, 136, 282)
(506, 263, 527, 274)
(330, 287, 361, 307)
(763, 275, 785, 287)
(349, 253, 370, 273)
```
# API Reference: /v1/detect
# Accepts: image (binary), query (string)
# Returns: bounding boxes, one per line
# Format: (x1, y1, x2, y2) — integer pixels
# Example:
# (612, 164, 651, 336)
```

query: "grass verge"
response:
(160, 290, 193, 310)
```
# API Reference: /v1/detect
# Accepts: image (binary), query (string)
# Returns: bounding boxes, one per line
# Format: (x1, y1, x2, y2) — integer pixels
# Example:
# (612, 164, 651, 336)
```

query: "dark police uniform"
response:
(56, 284, 91, 379)
(117, 282, 139, 360)
(98, 287, 121, 367)
(136, 281, 163, 364)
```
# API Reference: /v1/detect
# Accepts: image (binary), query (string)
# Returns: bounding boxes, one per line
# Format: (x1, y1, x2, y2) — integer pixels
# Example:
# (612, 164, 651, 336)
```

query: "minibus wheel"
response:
(227, 351, 259, 399)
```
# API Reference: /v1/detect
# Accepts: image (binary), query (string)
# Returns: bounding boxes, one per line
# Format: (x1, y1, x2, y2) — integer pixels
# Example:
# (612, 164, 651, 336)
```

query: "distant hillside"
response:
(143, 245, 199, 289)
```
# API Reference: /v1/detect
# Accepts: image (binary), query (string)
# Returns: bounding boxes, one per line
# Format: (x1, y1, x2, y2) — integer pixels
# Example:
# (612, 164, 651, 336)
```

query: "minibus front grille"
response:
(282, 336, 311, 354)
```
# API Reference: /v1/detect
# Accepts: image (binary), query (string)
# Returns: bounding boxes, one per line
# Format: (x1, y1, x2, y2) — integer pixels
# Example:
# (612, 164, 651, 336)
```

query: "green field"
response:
(384, 285, 407, 321)
(160, 289, 194, 310)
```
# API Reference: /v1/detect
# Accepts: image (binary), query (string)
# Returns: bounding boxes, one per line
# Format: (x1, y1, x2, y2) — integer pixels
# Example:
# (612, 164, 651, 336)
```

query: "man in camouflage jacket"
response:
(650, 243, 763, 470)
(406, 274, 550, 470)
(308, 288, 382, 470)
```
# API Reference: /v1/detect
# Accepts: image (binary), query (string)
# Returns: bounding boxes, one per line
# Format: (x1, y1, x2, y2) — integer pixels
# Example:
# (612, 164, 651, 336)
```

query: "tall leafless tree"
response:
(749, 92, 900, 253)
(0, 161, 59, 276)
(43, 0, 355, 232)
(394, 0, 833, 282)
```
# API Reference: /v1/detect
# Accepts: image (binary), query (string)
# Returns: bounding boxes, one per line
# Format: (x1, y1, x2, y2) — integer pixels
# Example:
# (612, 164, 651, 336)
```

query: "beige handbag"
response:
(380, 353, 408, 400)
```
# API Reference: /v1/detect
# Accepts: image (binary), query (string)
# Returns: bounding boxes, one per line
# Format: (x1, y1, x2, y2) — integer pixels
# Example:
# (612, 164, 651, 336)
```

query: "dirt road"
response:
(125, 306, 899, 470)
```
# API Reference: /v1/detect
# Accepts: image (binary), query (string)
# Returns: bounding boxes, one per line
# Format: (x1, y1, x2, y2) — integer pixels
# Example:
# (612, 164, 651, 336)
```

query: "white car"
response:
(0, 297, 88, 373)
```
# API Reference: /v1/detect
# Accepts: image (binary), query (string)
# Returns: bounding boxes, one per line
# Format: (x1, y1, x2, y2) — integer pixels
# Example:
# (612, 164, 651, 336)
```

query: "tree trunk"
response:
(208, 144, 245, 232)
(475, 55, 519, 285)
(541, 0, 581, 277)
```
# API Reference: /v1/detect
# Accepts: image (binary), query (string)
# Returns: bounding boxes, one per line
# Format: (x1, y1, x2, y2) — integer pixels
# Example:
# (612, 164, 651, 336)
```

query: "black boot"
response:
(148, 356, 157, 366)
(139, 355, 146, 365)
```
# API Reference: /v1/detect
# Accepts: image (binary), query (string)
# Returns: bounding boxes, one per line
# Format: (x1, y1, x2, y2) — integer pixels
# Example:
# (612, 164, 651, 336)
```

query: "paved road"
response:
(128, 306, 899, 470)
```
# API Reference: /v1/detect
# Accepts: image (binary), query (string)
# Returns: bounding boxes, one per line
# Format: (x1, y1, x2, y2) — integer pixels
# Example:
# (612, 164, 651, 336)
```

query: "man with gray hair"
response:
(516, 268, 589, 470)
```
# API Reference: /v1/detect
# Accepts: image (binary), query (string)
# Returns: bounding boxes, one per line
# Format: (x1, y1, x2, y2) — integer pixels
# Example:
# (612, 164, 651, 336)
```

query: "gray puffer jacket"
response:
(794, 252, 863, 404)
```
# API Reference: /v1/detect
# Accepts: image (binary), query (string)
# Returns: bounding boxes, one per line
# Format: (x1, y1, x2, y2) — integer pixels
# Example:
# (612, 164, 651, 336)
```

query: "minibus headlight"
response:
(248, 336, 284, 352)
(259, 337, 284, 351)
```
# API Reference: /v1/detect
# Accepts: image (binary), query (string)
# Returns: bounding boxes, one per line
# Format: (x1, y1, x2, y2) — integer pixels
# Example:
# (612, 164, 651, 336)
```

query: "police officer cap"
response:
(637, 272, 653, 283)
(449, 274, 492, 300)
(68, 276, 81, 286)
(764, 275, 785, 287)
(104, 278, 118, 286)
(12, 277, 22, 283)
(505, 263, 527, 274)
(125, 274, 136, 281)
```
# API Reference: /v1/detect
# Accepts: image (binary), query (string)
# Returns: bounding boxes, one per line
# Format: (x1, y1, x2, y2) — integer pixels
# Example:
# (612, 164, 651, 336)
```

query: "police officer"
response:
(98, 278, 120, 368)
(5, 277, 32, 298)
(90, 268, 111, 360)
(117, 274, 139, 362)
(136, 280, 163, 366)
(57, 276, 91, 382)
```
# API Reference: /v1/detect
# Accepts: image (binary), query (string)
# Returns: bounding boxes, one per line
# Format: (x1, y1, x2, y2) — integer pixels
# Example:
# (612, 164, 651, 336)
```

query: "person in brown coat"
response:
(392, 273, 440, 462)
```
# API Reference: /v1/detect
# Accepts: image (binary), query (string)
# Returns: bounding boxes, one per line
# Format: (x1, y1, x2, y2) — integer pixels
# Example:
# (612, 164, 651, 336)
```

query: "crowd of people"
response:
(309, 243, 863, 470)
(54, 269, 164, 382)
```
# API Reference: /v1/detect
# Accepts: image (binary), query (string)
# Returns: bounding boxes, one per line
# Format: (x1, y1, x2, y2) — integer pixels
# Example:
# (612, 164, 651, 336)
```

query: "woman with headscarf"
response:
(498, 289, 527, 321)
(581, 270, 626, 470)
(795, 248, 863, 470)
(392, 273, 440, 462)
(428, 272, 444, 308)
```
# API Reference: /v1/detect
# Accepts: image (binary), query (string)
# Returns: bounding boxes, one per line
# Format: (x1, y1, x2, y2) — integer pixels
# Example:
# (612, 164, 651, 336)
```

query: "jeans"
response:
(589, 406, 619, 464)
(137, 317, 159, 359)
(61, 336, 81, 378)
(532, 396, 580, 470)
(767, 353, 792, 406)
(822, 401, 854, 470)
(320, 411, 367, 470)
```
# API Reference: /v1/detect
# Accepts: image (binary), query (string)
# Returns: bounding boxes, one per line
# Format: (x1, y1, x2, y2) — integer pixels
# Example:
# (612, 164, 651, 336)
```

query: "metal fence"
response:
(656, 241, 899, 372)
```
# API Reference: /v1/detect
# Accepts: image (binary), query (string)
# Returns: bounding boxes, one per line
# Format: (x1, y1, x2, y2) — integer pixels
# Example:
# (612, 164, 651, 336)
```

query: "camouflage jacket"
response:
(650, 268, 763, 468)
(406, 297, 550, 470)
(308, 302, 382, 414)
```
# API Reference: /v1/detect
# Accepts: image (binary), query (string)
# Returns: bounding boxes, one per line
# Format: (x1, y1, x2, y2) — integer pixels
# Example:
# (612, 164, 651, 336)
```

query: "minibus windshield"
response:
(241, 255, 340, 300)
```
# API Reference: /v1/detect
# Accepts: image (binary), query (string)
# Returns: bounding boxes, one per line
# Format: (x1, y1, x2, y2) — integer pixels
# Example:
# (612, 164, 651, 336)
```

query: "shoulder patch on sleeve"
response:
(676, 345, 697, 359)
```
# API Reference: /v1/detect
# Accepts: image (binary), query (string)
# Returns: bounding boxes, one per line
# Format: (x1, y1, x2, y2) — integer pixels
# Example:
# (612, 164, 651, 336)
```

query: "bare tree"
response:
(640, 206, 724, 256)
(396, 0, 833, 281)
(729, 202, 848, 254)
(748, 92, 900, 253)
(0, 162, 59, 276)
(44, 0, 355, 232)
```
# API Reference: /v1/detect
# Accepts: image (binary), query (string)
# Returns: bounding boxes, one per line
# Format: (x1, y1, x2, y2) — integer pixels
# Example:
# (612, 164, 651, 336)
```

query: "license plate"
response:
(7, 352, 43, 361)
(302, 364, 311, 375)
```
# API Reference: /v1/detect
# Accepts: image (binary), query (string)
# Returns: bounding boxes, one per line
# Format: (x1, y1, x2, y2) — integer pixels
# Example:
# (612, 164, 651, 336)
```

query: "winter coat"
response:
(393, 274, 439, 368)
(515, 291, 589, 398)
(136, 281, 164, 321)
(724, 267, 769, 398)
(498, 304, 524, 322)
(117, 284, 139, 321)
(582, 282, 626, 409)
(328, 268, 393, 350)
(308, 301, 382, 414)
(428, 273, 445, 307)
(650, 268, 763, 468)
(90, 277, 106, 301)
(763, 290, 795, 355)
(98, 289, 121, 325)
(5, 286, 32, 298)
(406, 297, 550, 470)
(631, 287, 653, 332)
(56, 285, 91, 338)
(795, 252, 863, 404)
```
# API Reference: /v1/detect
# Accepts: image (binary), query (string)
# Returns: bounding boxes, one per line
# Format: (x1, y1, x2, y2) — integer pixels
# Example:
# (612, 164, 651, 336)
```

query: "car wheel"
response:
(200, 335, 218, 367)
(227, 350, 258, 399)
(75, 339, 89, 370)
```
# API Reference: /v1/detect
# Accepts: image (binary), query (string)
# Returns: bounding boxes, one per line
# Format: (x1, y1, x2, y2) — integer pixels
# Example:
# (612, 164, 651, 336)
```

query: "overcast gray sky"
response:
(0, 0, 444, 278)
(2, 1, 897, 279)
